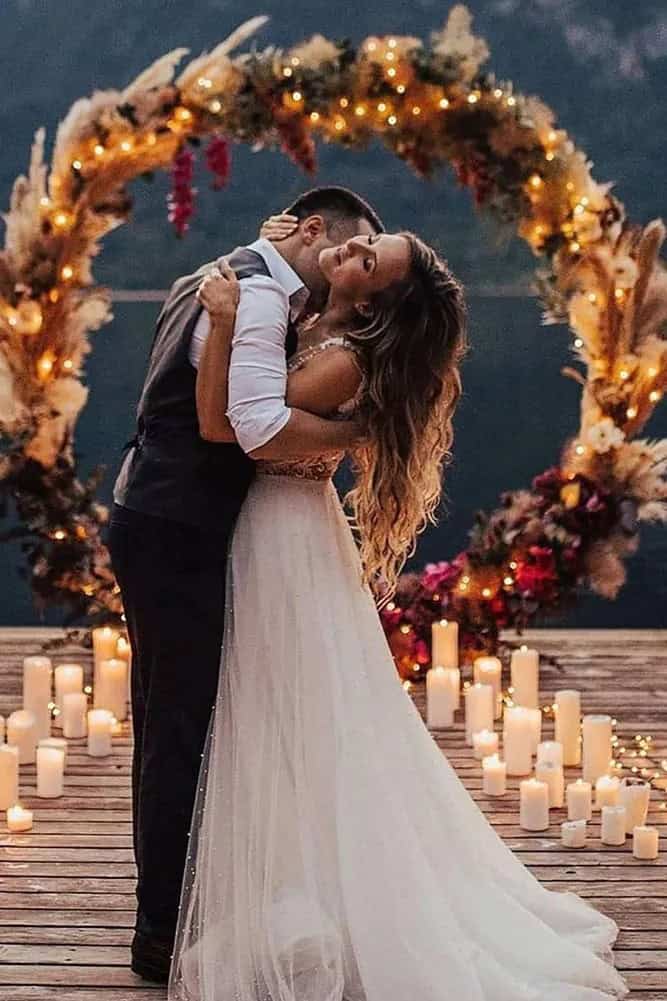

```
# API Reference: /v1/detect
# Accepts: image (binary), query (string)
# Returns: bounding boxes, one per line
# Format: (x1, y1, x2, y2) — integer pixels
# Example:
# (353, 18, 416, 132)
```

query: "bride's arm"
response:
(285, 349, 363, 417)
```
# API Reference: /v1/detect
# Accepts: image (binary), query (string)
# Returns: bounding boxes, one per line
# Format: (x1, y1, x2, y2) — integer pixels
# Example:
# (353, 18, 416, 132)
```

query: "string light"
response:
(209, 100, 222, 114)
(574, 338, 583, 348)
(626, 406, 637, 419)
(355, 105, 366, 117)
(387, 115, 397, 126)
(575, 443, 586, 455)
(283, 66, 293, 78)
(61, 265, 74, 281)
(647, 366, 658, 378)
(37, 354, 54, 378)
(94, 144, 105, 157)
(507, 95, 516, 106)
(291, 91, 302, 102)
(71, 159, 82, 171)
(310, 111, 320, 123)
(120, 140, 133, 152)
(529, 174, 543, 189)
(649, 390, 662, 403)
(439, 97, 450, 109)
(467, 92, 479, 104)
(63, 359, 73, 371)
(339, 97, 349, 108)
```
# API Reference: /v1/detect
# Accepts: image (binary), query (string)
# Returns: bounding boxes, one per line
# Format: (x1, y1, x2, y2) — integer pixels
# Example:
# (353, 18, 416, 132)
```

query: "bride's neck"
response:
(304, 302, 355, 340)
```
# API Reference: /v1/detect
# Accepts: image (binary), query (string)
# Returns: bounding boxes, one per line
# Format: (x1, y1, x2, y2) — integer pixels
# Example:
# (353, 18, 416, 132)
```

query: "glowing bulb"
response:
(529, 174, 543, 189)
(53, 530, 66, 541)
(570, 241, 581, 253)
(574, 338, 583, 348)
(614, 288, 625, 301)
(37, 354, 54, 378)
(61, 265, 74, 281)
(120, 140, 132, 152)
(509, 561, 517, 570)
(72, 159, 82, 171)
(63, 358, 74, 371)
(209, 100, 222, 114)
(481, 588, 492, 598)
(291, 91, 302, 102)
(566, 181, 575, 192)
(649, 390, 662, 403)
(467, 92, 479, 104)
(355, 105, 366, 117)
(648, 366, 658, 377)
(387, 115, 397, 126)
(503, 576, 514, 586)
(40, 196, 51, 207)
(283, 67, 293, 77)
(291, 57, 300, 67)
(377, 102, 387, 113)
(575, 444, 586, 455)
(334, 119, 345, 131)
(493, 88, 503, 98)
(53, 211, 71, 229)
(94, 144, 105, 156)
(385, 51, 395, 61)
(396, 84, 406, 94)
(367, 41, 377, 52)
(175, 107, 192, 122)
(439, 98, 450, 109)
(339, 97, 349, 108)
(146, 133, 157, 145)
(507, 95, 516, 106)
(387, 66, 397, 77)
(412, 106, 421, 116)
(619, 369, 630, 380)
(388, 37, 397, 48)
(587, 292, 597, 303)
(310, 111, 320, 122)
(197, 77, 212, 89)
(545, 151, 555, 161)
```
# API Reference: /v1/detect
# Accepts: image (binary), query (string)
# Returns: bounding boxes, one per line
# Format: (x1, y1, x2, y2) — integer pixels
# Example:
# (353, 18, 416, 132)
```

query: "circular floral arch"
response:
(0, 7, 665, 663)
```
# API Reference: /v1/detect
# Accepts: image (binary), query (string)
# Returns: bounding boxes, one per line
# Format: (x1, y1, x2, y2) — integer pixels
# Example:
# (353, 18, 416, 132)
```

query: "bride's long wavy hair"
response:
(345, 233, 468, 600)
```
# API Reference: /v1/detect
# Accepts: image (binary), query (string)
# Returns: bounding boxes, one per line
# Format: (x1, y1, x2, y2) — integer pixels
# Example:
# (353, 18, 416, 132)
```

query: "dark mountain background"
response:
(1, 0, 665, 625)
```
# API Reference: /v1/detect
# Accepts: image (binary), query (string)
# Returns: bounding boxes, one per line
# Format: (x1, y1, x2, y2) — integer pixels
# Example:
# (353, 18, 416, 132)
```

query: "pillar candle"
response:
(22, 656, 52, 741)
(36, 745, 65, 798)
(482, 754, 507, 796)
(520, 777, 550, 831)
(465, 683, 494, 746)
(92, 626, 120, 689)
(555, 689, 581, 766)
(473, 656, 502, 719)
(7, 804, 33, 832)
(87, 709, 113, 757)
(595, 775, 621, 811)
(535, 758, 565, 808)
(561, 819, 586, 848)
(510, 645, 539, 708)
(473, 728, 499, 760)
(431, 619, 459, 669)
(0, 745, 19, 810)
(633, 826, 659, 860)
(524, 708, 542, 755)
(502, 706, 534, 776)
(62, 692, 88, 739)
(426, 667, 455, 728)
(7, 709, 38, 765)
(619, 777, 651, 834)
(582, 714, 613, 784)
(566, 778, 592, 821)
(54, 664, 84, 729)
(95, 658, 128, 721)
(38, 736, 67, 767)
(601, 805, 626, 846)
(116, 636, 132, 701)
(537, 740, 564, 768)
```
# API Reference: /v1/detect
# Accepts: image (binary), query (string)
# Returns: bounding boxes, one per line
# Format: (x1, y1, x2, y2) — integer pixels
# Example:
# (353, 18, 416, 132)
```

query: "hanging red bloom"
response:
(205, 136, 232, 190)
(167, 147, 197, 237)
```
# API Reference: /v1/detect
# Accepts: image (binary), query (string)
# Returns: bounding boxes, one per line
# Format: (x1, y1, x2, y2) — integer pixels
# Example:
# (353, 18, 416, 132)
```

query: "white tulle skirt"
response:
(168, 474, 629, 1001)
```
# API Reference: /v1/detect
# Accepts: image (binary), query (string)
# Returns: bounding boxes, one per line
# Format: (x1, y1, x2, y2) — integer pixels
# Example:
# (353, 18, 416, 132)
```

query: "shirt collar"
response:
(246, 238, 306, 313)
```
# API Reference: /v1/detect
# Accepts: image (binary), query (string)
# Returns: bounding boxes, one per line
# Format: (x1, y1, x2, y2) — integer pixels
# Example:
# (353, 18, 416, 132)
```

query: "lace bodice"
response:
(256, 336, 364, 481)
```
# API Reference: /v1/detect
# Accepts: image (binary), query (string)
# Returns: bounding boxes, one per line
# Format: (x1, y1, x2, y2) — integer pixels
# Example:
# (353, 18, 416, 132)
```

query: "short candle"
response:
(601, 805, 626, 846)
(561, 819, 586, 848)
(566, 778, 592, 821)
(7, 804, 33, 832)
(473, 728, 499, 760)
(482, 754, 506, 796)
(633, 825, 659, 860)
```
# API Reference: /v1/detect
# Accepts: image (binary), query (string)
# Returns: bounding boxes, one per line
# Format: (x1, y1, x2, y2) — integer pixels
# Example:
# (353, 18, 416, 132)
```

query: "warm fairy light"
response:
(339, 97, 349, 108)
(493, 87, 503, 98)
(400, 624, 411, 635)
(290, 56, 300, 67)
(648, 366, 658, 378)
(574, 203, 585, 215)
(40, 196, 51, 207)
(545, 151, 555, 161)
(53, 211, 71, 229)
(570, 241, 581, 253)
(209, 100, 222, 114)
(175, 107, 192, 122)
(197, 77, 212, 89)
(503, 576, 514, 586)
(387, 115, 397, 126)
(439, 97, 450, 109)
(574, 338, 583, 348)
(61, 265, 74, 281)
(412, 106, 421, 116)
(366, 40, 377, 52)
(626, 406, 637, 419)
(291, 91, 302, 102)
(649, 390, 662, 403)
(385, 50, 395, 61)
(283, 66, 293, 77)
(575, 443, 586, 455)
(310, 111, 320, 122)
(120, 140, 133, 152)
(396, 84, 406, 94)
(377, 102, 387, 113)
(72, 159, 82, 170)
(387, 67, 397, 78)
(509, 561, 517, 570)
(507, 95, 516, 106)
(52, 529, 66, 541)
(94, 144, 105, 156)
(481, 587, 492, 598)
(84, 685, 93, 695)
(7, 313, 17, 328)
(355, 105, 366, 117)
(37, 354, 54, 378)
(619, 368, 630, 380)
(63, 359, 73, 371)
(529, 174, 543, 189)
(614, 288, 626, 301)
(49, 289, 59, 303)
(146, 132, 157, 145)
(388, 37, 397, 48)
(587, 292, 597, 303)
(467, 92, 479, 104)
(402, 680, 412, 692)
(334, 119, 345, 131)
(566, 181, 575, 192)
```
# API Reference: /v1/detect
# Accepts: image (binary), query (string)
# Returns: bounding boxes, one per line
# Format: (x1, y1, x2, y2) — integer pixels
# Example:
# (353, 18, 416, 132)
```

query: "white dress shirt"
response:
(189, 238, 308, 454)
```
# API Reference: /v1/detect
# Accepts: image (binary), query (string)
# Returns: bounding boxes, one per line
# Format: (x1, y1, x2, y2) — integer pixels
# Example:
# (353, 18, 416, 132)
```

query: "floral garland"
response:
(0, 7, 665, 634)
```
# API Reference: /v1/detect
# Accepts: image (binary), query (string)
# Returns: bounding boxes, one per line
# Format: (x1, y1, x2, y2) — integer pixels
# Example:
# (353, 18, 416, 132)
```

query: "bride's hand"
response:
(196, 260, 239, 318)
(260, 212, 299, 242)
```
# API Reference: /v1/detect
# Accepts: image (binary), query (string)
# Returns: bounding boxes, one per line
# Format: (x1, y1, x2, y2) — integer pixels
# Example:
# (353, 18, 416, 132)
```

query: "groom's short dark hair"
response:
(284, 186, 384, 237)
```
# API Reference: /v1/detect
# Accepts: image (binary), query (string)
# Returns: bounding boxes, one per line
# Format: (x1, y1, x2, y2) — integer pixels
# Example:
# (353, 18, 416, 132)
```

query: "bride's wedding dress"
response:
(168, 340, 629, 1001)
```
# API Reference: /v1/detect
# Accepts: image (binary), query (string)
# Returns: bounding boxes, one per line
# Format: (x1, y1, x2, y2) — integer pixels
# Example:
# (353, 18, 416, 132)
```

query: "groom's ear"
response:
(300, 214, 327, 245)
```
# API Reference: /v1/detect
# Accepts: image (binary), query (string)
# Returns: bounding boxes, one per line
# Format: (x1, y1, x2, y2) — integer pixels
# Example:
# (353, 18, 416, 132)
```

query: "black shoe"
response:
(131, 929, 172, 984)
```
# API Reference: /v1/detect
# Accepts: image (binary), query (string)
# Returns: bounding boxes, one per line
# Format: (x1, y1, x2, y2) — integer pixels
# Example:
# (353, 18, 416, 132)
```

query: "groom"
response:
(108, 186, 383, 982)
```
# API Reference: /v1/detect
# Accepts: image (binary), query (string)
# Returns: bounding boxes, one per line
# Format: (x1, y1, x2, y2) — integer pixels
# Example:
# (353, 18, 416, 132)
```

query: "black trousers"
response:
(107, 503, 233, 944)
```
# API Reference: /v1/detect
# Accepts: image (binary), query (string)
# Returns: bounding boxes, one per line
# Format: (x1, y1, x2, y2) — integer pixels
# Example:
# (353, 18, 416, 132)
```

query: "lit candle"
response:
(465, 683, 494, 745)
(87, 709, 113, 757)
(510, 646, 539, 708)
(537, 740, 563, 768)
(582, 714, 612, 783)
(520, 777, 550, 831)
(524, 708, 542, 754)
(22, 656, 52, 740)
(473, 656, 502, 718)
(619, 777, 650, 834)
(0, 745, 19, 810)
(38, 737, 67, 767)
(95, 658, 128, 722)
(426, 667, 456, 728)
(561, 819, 586, 847)
(431, 619, 458, 669)
(92, 625, 120, 671)
(36, 745, 65, 798)
(595, 775, 620, 811)
(601, 805, 626, 845)
(62, 692, 88, 739)
(502, 706, 534, 775)
(116, 636, 132, 701)
(555, 689, 581, 766)
(473, 728, 499, 760)
(7, 710, 38, 765)
(633, 825, 659, 860)
(54, 664, 84, 729)
(535, 758, 564, 808)
(7, 804, 33, 832)
(482, 754, 507, 796)
(566, 778, 592, 821)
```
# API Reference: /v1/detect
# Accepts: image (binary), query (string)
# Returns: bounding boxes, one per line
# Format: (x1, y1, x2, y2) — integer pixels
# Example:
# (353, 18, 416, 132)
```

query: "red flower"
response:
(167, 147, 197, 237)
(205, 137, 232, 190)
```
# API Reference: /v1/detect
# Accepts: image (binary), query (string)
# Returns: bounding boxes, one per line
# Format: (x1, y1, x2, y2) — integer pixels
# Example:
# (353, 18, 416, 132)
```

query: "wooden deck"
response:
(0, 626, 665, 1000)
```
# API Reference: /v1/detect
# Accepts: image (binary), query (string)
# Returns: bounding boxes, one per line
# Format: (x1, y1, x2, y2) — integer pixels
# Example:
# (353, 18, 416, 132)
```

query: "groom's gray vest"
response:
(114, 247, 297, 531)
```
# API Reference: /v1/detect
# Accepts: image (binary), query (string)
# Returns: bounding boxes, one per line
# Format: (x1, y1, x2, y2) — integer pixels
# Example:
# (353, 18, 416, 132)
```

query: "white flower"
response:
(573, 209, 602, 244)
(289, 35, 341, 69)
(431, 5, 489, 84)
(585, 417, 625, 454)
(0, 352, 17, 428)
(45, 377, 88, 422)
(595, 245, 639, 290)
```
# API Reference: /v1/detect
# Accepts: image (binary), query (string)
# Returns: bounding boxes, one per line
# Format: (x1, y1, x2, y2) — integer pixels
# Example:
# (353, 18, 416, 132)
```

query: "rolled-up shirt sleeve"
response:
(226, 275, 292, 454)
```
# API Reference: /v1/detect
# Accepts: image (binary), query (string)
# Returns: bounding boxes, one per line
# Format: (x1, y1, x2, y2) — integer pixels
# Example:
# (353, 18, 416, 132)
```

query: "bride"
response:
(168, 219, 629, 1001)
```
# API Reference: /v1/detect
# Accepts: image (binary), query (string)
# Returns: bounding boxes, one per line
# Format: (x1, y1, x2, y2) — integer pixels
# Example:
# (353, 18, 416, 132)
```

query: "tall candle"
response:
(595, 775, 621, 811)
(426, 667, 456, 728)
(36, 746, 65, 798)
(503, 706, 534, 776)
(561, 819, 586, 848)
(510, 646, 539, 708)
(566, 778, 592, 821)
(524, 708, 542, 755)
(62, 692, 88, 739)
(473, 656, 502, 719)
(464, 683, 494, 746)
(431, 619, 458, 669)
(619, 777, 650, 834)
(95, 658, 128, 721)
(520, 778, 549, 831)
(482, 754, 507, 796)
(54, 664, 84, 729)
(601, 805, 626, 845)
(582, 714, 613, 783)
(22, 656, 52, 741)
(87, 709, 113, 757)
(633, 826, 659, 860)
(535, 758, 565, 808)
(555, 689, 581, 766)
(116, 636, 132, 701)
(7, 710, 38, 765)
(537, 740, 564, 768)
(92, 626, 120, 684)
(473, 728, 499, 760)
(0, 745, 19, 810)
(38, 737, 67, 767)
(7, 804, 33, 832)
